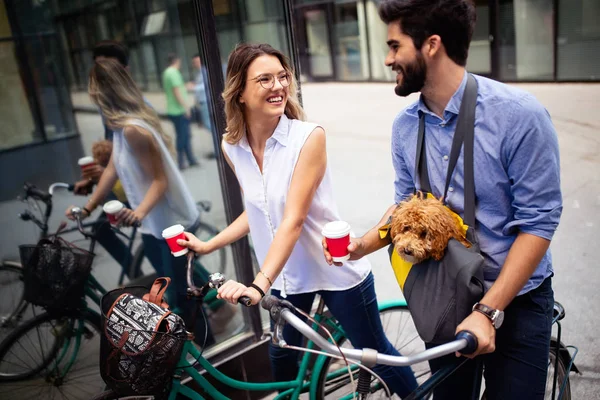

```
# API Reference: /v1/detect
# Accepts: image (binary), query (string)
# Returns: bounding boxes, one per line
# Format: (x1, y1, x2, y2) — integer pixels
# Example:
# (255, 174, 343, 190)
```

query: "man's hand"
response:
(82, 164, 105, 183)
(217, 280, 262, 306)
(185, 109, 191, 120)
(455, 311, 496, 358)
(322, 237, 367, 266)
(73, 179, 94, 195)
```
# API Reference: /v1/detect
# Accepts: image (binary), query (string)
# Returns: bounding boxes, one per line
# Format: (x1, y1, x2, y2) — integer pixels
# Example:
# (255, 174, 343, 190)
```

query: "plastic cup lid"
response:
(162, 224, 185, 238)
(78, 156, 94, 166)
(321, 221, 351, 238)
(103, 200, 124, 214)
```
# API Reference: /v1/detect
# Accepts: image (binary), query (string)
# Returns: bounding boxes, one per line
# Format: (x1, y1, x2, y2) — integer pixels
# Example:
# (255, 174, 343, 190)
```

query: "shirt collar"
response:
(405, 70, 468, 119)
(239, 114, 290, 152)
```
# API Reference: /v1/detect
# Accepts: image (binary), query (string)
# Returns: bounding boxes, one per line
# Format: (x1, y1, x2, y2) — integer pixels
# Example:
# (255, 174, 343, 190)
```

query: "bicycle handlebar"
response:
(261, 295, 479, 366)
(24, 182, 52, 202)
(185, 252, 252, 307)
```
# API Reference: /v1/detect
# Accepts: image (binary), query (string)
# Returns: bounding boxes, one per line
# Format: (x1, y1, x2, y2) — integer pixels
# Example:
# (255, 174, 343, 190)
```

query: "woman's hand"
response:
(217, 280, 262, 306)
(177, 232, 213, 255)
(116, 208, 144, 227)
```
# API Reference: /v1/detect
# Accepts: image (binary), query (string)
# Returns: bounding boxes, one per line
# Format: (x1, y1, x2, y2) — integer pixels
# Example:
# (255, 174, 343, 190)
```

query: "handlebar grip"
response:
(456, 330, 478, 355)
(238, 296, 252, 307)
(24, 183, 51, 202)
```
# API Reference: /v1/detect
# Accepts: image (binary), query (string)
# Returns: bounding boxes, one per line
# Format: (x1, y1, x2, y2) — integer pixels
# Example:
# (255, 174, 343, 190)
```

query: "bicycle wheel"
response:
(0, 263, 26, 335)
(0, 310, 105, 399)
(316, 304, 430, 399)
(193, 221, 226, 274)
(545, 347, 571, 400)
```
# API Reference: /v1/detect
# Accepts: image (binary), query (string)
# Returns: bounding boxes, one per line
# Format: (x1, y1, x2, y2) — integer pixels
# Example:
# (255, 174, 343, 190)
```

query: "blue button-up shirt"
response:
(392, 72, 562, 295)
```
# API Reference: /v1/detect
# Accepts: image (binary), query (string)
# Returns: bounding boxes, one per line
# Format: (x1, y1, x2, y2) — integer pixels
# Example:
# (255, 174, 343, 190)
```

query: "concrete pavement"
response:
(2, 81, 599, 399)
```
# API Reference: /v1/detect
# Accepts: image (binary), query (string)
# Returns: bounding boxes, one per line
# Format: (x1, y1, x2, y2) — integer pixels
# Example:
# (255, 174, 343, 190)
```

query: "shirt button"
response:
(440, 123, 446, 127)
(443, 155, 449, 161)
(448, 186, 455, 192)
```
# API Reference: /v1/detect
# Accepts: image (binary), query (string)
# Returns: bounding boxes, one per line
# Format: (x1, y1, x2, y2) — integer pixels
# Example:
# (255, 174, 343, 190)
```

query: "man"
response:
(324, 1, 562, 399)
(162, 54, 198, 169)
(189, 54, 212, 132)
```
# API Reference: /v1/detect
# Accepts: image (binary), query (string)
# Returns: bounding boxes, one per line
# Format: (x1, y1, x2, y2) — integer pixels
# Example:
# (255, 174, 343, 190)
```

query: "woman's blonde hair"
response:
(88, 58, 174, 155)
(222, 43, 305, 145)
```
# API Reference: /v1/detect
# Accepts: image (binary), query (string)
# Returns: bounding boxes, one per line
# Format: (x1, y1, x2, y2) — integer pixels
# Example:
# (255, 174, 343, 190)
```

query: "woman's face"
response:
(239, 55, 290, 120)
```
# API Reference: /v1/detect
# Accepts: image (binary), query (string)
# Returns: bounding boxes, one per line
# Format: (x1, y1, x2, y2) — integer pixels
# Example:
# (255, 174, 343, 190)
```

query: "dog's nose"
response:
(403, 249, 413, 256)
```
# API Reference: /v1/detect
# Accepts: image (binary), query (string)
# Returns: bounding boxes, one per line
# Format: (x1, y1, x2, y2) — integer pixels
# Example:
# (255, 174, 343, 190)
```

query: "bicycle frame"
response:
(162, 299, 409, 400)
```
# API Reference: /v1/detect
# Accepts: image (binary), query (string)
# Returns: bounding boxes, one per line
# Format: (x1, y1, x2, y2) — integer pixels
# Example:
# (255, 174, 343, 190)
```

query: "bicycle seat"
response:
(553, 301, 565, 321)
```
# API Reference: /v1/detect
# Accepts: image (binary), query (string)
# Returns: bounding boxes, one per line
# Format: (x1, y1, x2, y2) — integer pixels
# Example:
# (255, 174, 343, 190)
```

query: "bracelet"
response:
(82, 206, 92, 216)
(249, 283, 265, 298)
(258, 270, 273, 286)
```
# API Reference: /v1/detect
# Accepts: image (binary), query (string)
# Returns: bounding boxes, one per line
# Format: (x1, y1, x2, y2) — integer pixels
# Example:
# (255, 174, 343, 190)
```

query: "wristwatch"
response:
(472, 303, 505, 329)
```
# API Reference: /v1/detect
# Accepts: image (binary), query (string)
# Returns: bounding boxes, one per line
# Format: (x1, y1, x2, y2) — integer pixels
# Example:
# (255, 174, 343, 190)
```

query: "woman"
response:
(178, 43, 418, 397)
(65, 58, 206, 339)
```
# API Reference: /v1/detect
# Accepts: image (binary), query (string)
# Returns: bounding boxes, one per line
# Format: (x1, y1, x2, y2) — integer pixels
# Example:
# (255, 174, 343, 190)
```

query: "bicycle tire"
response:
(546, 347, 571, 400)
(0, 262, 27, 334)
(315, 304, 430, 399)
(0, 310, 105, 399)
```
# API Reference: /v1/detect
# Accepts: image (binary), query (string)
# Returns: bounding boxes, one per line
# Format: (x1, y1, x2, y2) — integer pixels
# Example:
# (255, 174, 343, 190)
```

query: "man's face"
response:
(192, 56, 201, 70)
(384, 22, 427, 97)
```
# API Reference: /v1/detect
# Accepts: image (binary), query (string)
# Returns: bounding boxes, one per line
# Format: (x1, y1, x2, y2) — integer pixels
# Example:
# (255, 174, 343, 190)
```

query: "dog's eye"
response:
(419, 230, 428, 239)
(402, 226, 410, 233)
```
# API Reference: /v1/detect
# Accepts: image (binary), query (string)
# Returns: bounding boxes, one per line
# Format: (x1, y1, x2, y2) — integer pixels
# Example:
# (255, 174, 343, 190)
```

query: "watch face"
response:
(493, 310, 505, 329)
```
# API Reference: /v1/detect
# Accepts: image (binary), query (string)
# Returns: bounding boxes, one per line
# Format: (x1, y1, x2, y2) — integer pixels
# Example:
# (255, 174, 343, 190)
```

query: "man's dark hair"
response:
(93, 40, 129, 67)
(378, 0, 476, 66)
(167, 53, 179, 65)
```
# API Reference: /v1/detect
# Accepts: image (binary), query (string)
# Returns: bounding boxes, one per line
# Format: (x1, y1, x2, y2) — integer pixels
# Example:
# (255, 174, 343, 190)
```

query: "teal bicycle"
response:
(90, 252, 428, 400)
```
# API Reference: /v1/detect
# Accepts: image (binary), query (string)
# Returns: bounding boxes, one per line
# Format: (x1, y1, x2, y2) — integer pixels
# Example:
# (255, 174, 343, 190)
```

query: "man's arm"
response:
(456, 95, 562, 357)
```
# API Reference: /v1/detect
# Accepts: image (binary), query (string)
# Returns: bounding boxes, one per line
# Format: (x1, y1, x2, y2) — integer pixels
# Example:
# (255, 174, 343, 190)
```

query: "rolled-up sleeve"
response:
(502, 94, 562, 240)
(392, 115, 416, 203)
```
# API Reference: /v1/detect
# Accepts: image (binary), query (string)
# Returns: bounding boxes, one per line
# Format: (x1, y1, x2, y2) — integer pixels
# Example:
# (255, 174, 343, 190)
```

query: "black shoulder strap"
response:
(414, 74, 478, 227)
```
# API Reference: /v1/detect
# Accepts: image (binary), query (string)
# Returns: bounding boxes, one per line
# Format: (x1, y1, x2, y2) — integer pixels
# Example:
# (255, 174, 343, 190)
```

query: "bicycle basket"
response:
(100, 283, 188, 399)
(19, 236, 93, 311)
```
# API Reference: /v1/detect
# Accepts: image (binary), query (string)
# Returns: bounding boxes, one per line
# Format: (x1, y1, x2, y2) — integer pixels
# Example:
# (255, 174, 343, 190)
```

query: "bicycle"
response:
(89, 252, 427, 400)
(0, 182, 227, 339)
(90, 252, 578, 400)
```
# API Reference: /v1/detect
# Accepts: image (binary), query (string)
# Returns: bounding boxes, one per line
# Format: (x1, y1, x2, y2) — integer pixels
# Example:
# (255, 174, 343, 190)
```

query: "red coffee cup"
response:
(162, 224, 189, 257)
(103, 200, 124, 226)
(322, 221, 352, 262)
(78, 156, 95, 172)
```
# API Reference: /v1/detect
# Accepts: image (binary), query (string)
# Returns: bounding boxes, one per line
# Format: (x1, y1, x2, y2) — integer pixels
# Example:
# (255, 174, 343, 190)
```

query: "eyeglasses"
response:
(252, 72, 291, 90)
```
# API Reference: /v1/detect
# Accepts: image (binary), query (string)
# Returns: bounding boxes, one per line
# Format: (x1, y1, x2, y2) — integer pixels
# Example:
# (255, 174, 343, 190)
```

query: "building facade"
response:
(293, 0, 600, 82)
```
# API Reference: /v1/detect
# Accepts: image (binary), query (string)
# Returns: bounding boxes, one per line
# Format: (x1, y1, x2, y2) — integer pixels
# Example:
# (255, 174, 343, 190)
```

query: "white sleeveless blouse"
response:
(112, 118, 199, 239)
(222, 115, 371, 297)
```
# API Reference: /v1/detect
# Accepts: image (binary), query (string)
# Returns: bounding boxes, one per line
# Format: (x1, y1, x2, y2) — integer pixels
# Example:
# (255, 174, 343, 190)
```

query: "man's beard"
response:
(393, 54, 427, 97)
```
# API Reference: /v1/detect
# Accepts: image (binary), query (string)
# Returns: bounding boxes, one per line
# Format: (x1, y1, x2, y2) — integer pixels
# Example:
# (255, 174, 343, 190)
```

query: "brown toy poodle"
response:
(390, 194, 471, 264)
(91, 140, 113, 167)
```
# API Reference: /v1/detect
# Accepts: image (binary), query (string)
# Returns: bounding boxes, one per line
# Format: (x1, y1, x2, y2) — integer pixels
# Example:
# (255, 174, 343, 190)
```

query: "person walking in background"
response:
(163, 54, 198, 170)
(189, 54, 212, 132)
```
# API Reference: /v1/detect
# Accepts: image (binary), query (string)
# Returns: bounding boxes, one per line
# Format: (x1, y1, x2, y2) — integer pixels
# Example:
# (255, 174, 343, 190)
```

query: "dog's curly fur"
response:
(91, 140, 113, 168)
(390, 194, 471, 264)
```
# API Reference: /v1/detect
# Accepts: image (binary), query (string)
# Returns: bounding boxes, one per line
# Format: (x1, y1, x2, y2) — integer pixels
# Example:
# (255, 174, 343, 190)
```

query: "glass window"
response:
(141, 11, 168, 36)
(467, 0, 491, 75)
(557, 0, 600, 80)
(333, 1, 369, 80)
(365, 0, 394, 81)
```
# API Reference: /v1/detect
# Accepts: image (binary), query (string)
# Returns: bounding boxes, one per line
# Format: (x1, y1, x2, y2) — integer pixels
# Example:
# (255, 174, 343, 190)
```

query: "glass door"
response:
(296, 4, 336, 81)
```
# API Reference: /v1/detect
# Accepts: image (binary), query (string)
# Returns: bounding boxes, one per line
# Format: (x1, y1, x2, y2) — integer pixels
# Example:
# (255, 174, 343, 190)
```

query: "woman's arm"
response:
(178, 140, 250, 252)
(118, 124, 168, 225)
(66, 155, 118, 219)
(218, 127, 327, 304)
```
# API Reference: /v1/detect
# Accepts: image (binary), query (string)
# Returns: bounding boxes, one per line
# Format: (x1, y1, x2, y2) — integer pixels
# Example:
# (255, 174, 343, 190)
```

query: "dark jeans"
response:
(141, 233, 214, 347)
(92, 196, 132, 276)
(270, 272, 418, 398)
(169, 114, 197, 169)
(426, 277, 554, 400)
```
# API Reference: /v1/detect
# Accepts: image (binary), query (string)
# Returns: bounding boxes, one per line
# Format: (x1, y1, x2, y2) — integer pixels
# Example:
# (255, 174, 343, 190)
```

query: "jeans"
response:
(169, 114, 197, 169)
(92, 195, 132, 276)
(141, 232, 215, 347)
(426, 277, 554, 400)
(269, 272, 418, 398)
(198, 101, 212, 132)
